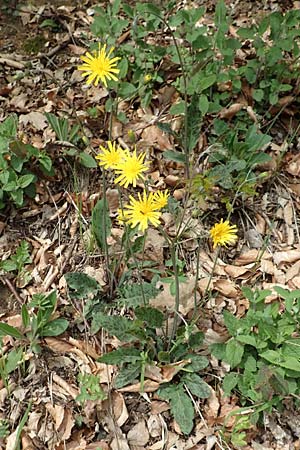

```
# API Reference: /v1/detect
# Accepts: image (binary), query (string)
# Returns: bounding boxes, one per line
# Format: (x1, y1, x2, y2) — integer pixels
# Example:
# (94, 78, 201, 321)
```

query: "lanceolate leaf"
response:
(91, 198, 112, 251)
(182, 373, 211, 398)
(158, 384, 194, 435)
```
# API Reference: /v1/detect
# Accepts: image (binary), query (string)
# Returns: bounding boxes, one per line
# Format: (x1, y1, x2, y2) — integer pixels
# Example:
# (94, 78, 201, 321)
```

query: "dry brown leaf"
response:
(106, 188, 120, 211)
(86, 442, 110, 450)
(148, 414, 162, 438)
(288, 183, 300, 196)
(290, 276, 300, 289)
(110, 435, 130, 450)
(283, 202, 295, 245)
(260, 259, 275, 275)
(141, 125, 172, 150)
(21, 432, 36, 450)
(286, 260, 300, 281)
(52, 373, 78, 399)
(161, 360, 190, 383)
(150, 400, 170, 414)
(214, 279, 239, 298)
(6, 429, 18, 450)
(118, 380, 160, 393)
(219, 103, 244, 119)
(68, 44, 87, 55)
(164, 175, 181, 186)
(19, 112, 47, 130)
(111, 391, 129, 427)
(224, 265, 249, 278)
(273, 248, 300, 265)
(235, 249, 260, 265)
(143, 228, 165, 264)
(44, 337, 74, 353)
(127, 420, 150, 447)
(144, 364, 163, 382)
(204, 388, 219, 425)
(286, 153, 300, 177)
(150, 276, 196, 315)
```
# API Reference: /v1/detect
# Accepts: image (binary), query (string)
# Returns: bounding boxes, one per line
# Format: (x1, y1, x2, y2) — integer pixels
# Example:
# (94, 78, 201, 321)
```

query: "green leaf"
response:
(17, 174, 36, 189)
(135, 306, 164, 328)
(198, 74, 217, 92)
(65, 272, 100, 299)
(91, 313, 136, 341)
(21, 305, 30, 329)
(188, 331, 204, 349)
(0, 323, 24, 339)
(223, 310, 241, 336)
(185, 354, 209, 372)
(169, 102, 185, 115)
(0, 260, 17, 272)
(156, 122, 176, 136)
(117, 280, 159, 308)
(114, 363, 141, 388)
(5, 347, 23, 374)
(38, 154, 53, 173)
(223, 372, 239, 396)
(253, 89, 264, 102)
(210, 342, 226, 360)
(45, 113, 69, 141)
(236, 335, 257, 347)
(40, 318, 69, 337)
(91, 199, 112, 251)
(225, 339, 244, 368)
(163, 150, 186, 164)
(118, 82, 137, 98)
(260, 349, 300, 372)
(79, 152, 97, 168)
(198, 94, 209, 115)
(136, 3, 161, 17)
(282, 339, 300, 359)
(182, 372, 211, 398)
(158, 384, 194, 435)
(99, 347, 141, 365)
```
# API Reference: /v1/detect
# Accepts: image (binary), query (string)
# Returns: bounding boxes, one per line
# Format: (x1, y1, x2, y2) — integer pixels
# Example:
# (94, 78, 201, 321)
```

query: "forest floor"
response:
(1, 0, 300, 449)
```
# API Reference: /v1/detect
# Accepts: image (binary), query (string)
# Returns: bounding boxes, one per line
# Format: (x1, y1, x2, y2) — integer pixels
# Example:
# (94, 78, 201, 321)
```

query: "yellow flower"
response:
(117, 208, 131, 224)
(78, 43, 120, 87)
(152, 190, 169, 209)
(95, 141, 126, 170)
(120, 191, 161, 232)
(144, 74, 152, 83)
(114, 149, 148, 188)
(209, 219, 238, 249)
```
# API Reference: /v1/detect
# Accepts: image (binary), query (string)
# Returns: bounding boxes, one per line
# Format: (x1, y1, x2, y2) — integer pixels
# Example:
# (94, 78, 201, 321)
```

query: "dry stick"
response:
(0, 276, 23, 306)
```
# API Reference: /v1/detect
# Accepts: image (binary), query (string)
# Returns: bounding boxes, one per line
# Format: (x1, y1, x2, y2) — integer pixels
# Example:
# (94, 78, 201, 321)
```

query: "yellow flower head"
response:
(144, 74, 152, 83)
(114, 149, 148, 188)
(95, 141, 126, 170)
(117, 208, 131, 225)
(209, 219, 238, 249)
(152, 190, 169, 209)
(78, 43, 120, 87)
(120, 191, 161, 232)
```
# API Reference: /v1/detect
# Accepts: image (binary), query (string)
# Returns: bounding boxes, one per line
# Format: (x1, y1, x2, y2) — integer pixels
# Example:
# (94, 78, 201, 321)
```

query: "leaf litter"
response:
(1, 0, 300, 448)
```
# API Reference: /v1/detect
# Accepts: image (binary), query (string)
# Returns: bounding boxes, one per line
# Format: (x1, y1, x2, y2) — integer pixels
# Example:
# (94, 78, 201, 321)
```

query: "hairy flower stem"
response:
(169, 242, 181, 346)
(159, 227, 181, 348)
(103, 91, 117, 296)
(139, 10, 189, 179)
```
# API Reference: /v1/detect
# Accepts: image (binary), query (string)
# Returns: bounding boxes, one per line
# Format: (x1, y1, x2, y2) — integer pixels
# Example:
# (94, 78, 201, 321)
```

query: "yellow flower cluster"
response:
(78, 44, 238, 247)
(95, 141, 148, 188)
(96, 141, 169, 232)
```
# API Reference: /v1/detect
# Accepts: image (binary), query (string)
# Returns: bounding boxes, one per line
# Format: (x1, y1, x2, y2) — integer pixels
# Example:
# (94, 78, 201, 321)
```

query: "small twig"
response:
(0, 276, 23, 306)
